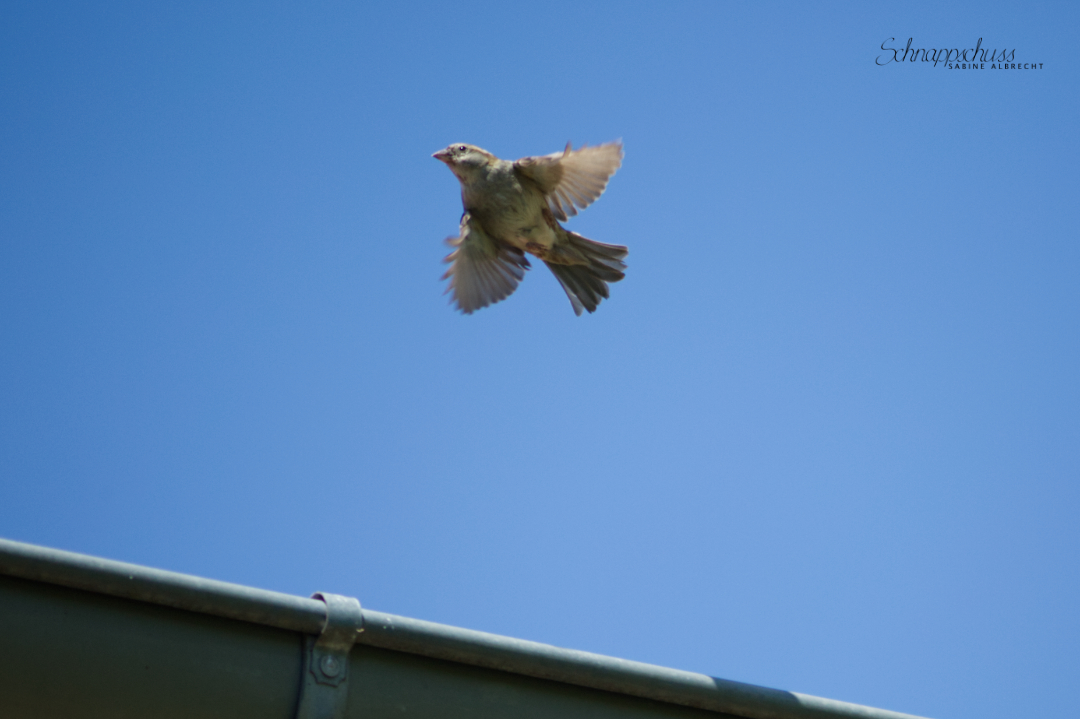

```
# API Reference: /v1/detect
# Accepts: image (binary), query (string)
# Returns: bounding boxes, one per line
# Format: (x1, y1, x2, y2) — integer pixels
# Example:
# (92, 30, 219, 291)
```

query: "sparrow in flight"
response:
(433, 141, 627, 315)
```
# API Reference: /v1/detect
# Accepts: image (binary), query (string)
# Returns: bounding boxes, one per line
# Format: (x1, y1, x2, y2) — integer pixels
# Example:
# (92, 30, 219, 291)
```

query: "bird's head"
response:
(432, 143, 496, 181)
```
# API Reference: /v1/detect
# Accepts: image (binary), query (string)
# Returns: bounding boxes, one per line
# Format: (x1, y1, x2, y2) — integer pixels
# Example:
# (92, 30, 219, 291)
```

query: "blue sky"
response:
(1, 3, 1077, 718)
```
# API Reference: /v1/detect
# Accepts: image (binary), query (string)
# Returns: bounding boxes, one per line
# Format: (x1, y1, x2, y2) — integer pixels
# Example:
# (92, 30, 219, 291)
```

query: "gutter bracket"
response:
(295, 592, 364, 719)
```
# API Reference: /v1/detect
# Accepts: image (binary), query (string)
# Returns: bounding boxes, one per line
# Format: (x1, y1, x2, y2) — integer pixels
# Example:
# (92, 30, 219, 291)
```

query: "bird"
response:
(432, 141, 627, 315)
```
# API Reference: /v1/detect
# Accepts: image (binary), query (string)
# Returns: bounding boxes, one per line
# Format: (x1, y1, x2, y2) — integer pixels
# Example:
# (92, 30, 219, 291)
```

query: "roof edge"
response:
(0, 538, 931, 719)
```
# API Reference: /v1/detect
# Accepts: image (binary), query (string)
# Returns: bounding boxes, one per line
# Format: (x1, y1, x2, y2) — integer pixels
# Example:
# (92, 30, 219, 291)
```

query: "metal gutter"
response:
(0, 538, 932, 719)
(357, 611, 921, 719)
(0, 536, 326, 633)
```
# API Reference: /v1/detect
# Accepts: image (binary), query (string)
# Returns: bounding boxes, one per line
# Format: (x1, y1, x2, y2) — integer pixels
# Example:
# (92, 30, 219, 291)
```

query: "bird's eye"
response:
(458, 145, 466, 152)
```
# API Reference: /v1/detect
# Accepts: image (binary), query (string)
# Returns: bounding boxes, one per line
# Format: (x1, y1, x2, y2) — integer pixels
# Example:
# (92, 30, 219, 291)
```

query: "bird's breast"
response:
(464, 175, 558, 253)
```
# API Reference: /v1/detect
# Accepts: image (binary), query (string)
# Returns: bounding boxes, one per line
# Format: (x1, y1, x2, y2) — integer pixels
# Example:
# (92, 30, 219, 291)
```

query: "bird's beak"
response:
(432, 149, 451, 163)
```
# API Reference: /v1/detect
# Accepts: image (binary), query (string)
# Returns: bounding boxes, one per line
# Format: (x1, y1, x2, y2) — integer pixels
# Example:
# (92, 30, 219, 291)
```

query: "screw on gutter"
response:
(319, 655, 341, 678)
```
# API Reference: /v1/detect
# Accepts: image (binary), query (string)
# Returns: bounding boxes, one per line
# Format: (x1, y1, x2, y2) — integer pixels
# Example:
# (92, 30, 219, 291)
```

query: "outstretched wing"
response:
(442, 213, 531, 314)
(514, 141, 623, 221)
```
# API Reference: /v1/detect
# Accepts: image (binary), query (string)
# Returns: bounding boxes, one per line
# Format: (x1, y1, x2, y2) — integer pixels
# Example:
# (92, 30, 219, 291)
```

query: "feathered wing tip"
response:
(543, 231, 628, 316)
(442, 216, 531, 314)
(546, 141, 624, 221)
(513, 141, 624, 222)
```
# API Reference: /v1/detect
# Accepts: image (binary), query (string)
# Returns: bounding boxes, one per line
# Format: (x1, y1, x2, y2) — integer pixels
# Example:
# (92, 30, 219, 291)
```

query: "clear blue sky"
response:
(2, 3, 1077, 718)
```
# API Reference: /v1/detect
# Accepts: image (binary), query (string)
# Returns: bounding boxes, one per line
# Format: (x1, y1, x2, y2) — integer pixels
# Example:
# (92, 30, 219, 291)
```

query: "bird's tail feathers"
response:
(544, 231, 628, 316)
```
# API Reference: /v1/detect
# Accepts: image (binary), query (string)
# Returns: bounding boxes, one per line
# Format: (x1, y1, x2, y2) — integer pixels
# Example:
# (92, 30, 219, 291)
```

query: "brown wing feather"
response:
(514, 141, 623, 221)
(442, 213, 530, 314)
